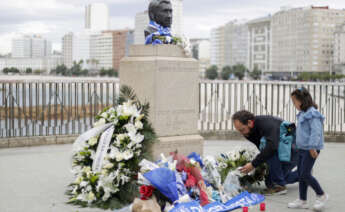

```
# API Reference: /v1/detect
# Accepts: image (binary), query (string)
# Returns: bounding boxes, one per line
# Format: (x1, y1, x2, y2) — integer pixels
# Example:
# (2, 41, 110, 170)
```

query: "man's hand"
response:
(239, 162, 254, 174)
(309, 149, 319, 159)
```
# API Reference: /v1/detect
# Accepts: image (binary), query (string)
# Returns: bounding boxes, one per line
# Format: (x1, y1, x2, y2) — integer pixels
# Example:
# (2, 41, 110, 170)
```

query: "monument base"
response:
(151, 134, 204, 160)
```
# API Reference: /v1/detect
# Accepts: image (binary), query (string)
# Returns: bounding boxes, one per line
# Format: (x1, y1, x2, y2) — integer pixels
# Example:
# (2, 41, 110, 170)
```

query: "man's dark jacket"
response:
(245, 115, 283, 167)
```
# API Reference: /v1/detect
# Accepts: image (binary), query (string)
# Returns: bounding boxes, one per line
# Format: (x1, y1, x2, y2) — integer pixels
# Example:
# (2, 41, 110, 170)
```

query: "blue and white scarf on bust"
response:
(145, 20, 173, 45)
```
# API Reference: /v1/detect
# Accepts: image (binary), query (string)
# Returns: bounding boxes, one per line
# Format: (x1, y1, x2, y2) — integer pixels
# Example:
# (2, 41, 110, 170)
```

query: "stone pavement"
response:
(0, 140, 344, 212)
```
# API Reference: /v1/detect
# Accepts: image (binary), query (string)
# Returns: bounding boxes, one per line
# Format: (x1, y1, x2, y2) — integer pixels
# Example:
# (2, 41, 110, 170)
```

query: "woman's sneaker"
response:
(288, 199, 309, 209)
(313, 193, 329, 211)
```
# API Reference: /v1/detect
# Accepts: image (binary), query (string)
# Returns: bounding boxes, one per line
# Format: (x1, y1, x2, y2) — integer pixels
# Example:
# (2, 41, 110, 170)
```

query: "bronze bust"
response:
(145, 0, 173, 44)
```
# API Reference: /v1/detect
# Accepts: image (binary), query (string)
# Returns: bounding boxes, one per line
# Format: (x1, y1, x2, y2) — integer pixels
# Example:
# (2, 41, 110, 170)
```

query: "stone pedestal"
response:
(119, 45, 204, 159)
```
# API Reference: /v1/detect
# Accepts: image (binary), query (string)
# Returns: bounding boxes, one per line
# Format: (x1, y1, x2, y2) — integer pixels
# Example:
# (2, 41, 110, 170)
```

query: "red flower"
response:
(139, 185, 155, 200)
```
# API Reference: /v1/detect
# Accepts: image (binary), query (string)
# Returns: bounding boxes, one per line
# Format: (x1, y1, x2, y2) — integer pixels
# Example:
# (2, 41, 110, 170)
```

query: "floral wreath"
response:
(66, 86, 156, 210)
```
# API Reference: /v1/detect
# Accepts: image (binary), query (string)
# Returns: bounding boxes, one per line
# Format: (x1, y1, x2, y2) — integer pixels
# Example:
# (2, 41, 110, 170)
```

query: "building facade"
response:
(85, 3, 110, 31)
(90, 32, 113, 69)
(134, 11, 149, 45)
(271, 6, 345, 75)
(334, 22, 345, 74)
(248, 16, 271, 73)
(224, 20, 249, 68)
(100, 30, 134, 70)
(190, 38, 211, 77)
(210, 25, 225, 69)
(62, 32, 73, 68)
(12, 35, 52, 58)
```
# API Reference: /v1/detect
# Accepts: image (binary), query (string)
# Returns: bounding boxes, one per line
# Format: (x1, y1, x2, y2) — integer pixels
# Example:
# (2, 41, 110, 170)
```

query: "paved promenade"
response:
(0, 140, 344, 212)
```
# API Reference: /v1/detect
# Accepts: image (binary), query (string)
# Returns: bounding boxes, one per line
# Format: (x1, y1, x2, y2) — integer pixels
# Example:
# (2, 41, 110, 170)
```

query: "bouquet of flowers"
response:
(134, 149, 266, 212)
(66, 86, 156, 210)
(216, 146, 267, 190)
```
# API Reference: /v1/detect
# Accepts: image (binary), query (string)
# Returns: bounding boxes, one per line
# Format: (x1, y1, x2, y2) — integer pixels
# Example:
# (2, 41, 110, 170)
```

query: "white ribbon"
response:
(92, 125, 115, 172)
(72, 123, 113, 153)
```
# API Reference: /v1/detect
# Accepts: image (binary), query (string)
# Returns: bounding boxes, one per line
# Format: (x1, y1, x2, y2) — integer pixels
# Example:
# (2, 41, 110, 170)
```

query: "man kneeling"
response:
(232, 110, 298, 195)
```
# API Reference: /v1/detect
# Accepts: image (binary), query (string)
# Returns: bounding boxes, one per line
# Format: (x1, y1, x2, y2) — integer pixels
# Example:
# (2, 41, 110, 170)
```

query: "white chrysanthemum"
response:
(103, 162, 114, 169)
(123, 150, 134, 160)
(102, 191, 111, 201)
(80, 181, 88, 188)
(136, 114, 145, 121)
(76, 192, 88, 202)
(108, 146, 120, 159)
(71, 166, 82, 174)
(74, 176, 83, 184)
(93, 118, 106, 127)
(87, 191, 96, 203)
(72, 139, 89, 154)
(107, 107, 116, 113)
(135, 120, 143, 129)
(82, 166, 91, 174)
(100, 112, 109, 119)
(88, 137, 98, 146)
(131, 133, 144, 144)
(125, 123, 137, 135)
(89, 150, 96, 160)
(117, 101, 140, 117)
(115, 152, 124, 162)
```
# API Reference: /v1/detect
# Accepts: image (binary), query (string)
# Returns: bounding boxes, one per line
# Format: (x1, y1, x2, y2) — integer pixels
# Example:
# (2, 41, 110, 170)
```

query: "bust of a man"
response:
(144, 0, 173, 44)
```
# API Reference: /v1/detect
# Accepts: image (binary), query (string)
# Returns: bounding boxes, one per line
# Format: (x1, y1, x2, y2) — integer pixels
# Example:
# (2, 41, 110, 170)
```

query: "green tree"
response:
(249, 66, 261, 80)
(33, 69, 44, 75)
(3, 68, 10, 74)
(233, 64, 247, 80)
(107, 68, 118, 77)
(221, 66, 232, 80)
(8, 67, 20, 74)
(25, 68, 32, 74)
(206, 65, 218, 80)
(51, 64, 68, 75)
(100, 68, 108, 76)
(70, 60, 84, 76)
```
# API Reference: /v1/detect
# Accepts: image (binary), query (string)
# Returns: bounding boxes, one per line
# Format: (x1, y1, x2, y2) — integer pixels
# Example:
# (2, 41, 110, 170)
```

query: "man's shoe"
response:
(313, 193, 329, 211)
(262, 185, 287, 196)
(288, 199, 309, 209)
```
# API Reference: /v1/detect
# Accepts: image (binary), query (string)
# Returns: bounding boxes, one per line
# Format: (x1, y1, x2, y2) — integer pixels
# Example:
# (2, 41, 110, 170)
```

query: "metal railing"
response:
(198, 80, 345, 135)
(0, 77, 120, 137)
(1, 78, 344, 138)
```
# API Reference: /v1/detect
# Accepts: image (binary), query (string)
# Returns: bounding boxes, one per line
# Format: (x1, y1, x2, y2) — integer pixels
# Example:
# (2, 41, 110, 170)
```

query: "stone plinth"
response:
(119, 45, 204, 159)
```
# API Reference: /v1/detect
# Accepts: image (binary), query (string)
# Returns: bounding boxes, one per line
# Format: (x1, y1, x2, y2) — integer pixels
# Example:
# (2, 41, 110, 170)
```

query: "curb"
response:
(200, 131, 345, 143)
(0, 131, 344, 149)
(0, 135, 78, 149)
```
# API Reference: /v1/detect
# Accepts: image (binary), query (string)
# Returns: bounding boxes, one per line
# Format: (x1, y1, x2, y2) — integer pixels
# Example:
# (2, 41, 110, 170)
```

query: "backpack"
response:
(259, 121, 296, 162)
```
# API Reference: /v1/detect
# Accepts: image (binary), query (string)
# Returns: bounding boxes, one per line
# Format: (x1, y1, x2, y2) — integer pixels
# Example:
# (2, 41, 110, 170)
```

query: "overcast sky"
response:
(1, 0, 345, 54)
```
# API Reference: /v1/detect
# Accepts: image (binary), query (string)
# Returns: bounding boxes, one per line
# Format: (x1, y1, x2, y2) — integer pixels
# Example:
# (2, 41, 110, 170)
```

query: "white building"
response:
(247, 16, 271, 73)
(62, 32, 73, 68)
(12, 35, 52, 58)
(190, 38, 210, 77)
(0, 56, 62, 73)
(170, 0, 183, 37)
(210, 25, 225, 69)
(72, 30, 98, 69)
(134, 11, 149, 44)
(85, 3, 110, 31)
(334, 22, 345, 74)
(90, 32, 113, 69)
(224, 20, 249, 68)
(271, 6, 345, 76)
(134, 0, 183, 44)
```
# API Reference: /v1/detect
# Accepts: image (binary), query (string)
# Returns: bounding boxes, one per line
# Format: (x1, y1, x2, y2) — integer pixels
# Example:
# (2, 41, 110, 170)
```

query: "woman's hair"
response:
(291, 87, 318, 112)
